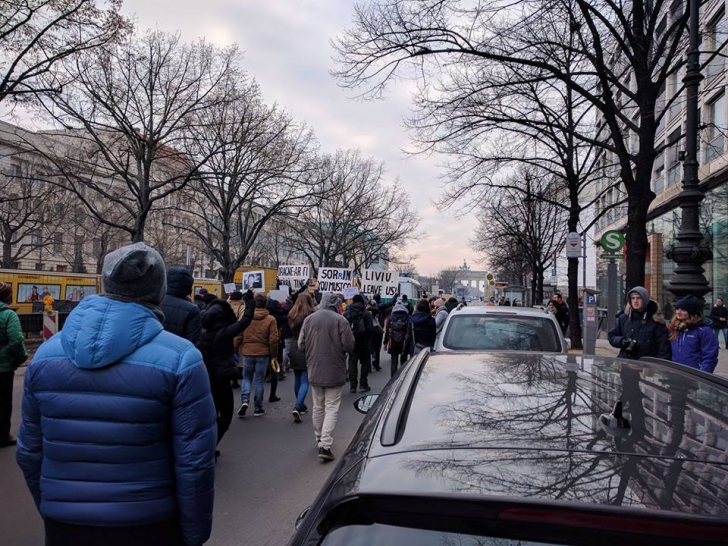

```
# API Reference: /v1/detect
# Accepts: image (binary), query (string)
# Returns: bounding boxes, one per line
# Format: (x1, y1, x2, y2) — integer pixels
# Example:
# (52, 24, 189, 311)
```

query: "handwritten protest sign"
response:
(360, 269, 399, 297)
(343, 286, 359, 300)
(317, 267, 354, 293)
(223, 283, 237, 294)
(277, 265, 310, 288)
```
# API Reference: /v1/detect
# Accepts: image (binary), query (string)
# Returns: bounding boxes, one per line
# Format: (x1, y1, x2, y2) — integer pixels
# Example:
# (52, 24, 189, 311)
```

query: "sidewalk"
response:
(576, 338, 728, 378)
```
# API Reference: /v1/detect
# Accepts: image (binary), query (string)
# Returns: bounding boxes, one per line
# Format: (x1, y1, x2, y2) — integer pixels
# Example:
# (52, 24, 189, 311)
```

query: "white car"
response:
(434, 306, 568, 353)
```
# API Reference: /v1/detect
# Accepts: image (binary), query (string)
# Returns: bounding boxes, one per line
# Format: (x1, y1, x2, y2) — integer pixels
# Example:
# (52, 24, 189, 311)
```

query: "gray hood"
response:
(319, 292, 343, 312)
(627, 286, 650, 310)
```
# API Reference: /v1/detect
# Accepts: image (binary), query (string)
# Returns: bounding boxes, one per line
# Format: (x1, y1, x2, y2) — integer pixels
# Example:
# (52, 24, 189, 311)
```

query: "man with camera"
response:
(608, 286, 671, 361)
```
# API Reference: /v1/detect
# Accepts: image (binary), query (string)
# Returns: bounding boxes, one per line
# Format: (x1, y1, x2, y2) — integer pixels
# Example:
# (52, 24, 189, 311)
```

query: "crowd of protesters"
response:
(3, 242, 726, 545)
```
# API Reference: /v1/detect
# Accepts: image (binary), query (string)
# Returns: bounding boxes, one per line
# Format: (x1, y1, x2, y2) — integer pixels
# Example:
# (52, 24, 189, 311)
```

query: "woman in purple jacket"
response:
(668, 295, 720, 373)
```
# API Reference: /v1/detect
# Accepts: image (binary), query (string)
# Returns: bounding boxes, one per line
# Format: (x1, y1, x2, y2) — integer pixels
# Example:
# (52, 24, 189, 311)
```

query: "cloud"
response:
(121, 0, 480, 273)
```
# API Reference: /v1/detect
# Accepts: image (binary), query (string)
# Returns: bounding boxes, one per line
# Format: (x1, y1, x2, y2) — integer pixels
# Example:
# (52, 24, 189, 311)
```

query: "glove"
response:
(243, 288, 255, 302)
(270, 358, 279, 373)
(619, 338, 632, 350)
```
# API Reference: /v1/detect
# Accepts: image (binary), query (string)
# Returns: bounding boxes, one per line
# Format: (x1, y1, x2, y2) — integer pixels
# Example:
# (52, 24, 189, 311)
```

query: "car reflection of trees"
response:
(405, 356, 728, 516)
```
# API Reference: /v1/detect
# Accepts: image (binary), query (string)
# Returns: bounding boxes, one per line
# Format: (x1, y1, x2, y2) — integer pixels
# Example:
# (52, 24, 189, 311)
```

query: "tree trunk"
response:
(624, 195, 651, 296)
(2, 229, 12, 268)
(567, 257, 583, 350)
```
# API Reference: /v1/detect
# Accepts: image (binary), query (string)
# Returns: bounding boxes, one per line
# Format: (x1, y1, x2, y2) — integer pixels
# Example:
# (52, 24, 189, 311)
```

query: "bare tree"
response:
(437, 267, 465, 294)
(30, 30, 239, 243)
(0, 0, 128, 106)
(176, 81, 318, 282)
(0, 163, 67, 268)
(289, 149, 420, 271)
(471, 167, 568, 305)
(333, 0, 724, 291)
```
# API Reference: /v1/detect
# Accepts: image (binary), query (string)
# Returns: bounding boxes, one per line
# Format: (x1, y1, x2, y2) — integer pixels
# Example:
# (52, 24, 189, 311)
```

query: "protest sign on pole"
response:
(360, 269, 399, 297)
(277, 264, 311, 288)
(242, 270, 265, 293)
(317, 267, 354, 293)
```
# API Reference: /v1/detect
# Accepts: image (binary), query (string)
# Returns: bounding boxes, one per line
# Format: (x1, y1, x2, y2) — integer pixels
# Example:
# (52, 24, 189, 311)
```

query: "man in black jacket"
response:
(161, 267, 202, 346)
(552, 292, 569, 336)
(608, 286, 671, 360)
(710, 297, 728, 349)
(345, 294, 374, 393)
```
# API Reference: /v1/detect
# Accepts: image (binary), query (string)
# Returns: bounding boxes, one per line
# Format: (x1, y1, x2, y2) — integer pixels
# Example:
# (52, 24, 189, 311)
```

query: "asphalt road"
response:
(0, 350, 392, 546)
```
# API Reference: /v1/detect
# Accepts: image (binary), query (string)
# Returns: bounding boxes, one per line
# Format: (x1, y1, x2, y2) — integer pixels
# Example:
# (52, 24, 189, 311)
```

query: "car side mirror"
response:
(354, 394, 379, 414)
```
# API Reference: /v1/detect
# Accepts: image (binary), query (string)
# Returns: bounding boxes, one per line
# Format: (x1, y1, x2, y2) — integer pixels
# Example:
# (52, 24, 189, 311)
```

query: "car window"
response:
(443, 314, 561, 352)
(321, 523, 565, 545)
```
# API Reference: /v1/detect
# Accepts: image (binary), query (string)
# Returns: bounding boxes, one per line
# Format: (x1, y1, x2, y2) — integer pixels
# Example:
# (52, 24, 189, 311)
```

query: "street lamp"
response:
(667, 0, 712, 300)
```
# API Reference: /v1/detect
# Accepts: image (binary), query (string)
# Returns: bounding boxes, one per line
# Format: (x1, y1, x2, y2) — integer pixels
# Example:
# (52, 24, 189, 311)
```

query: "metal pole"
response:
(582, 232, 587, 293)
(667, 0, 711, 300)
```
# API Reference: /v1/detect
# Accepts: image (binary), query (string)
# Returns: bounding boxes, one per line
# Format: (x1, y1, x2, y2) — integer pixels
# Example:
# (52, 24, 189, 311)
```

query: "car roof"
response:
(362, 352, 728, 520)
(448, 306, 552, 317)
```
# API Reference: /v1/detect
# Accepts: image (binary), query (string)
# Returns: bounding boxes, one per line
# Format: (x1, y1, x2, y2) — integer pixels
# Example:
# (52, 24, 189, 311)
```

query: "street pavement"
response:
(0, 350, 393, 546)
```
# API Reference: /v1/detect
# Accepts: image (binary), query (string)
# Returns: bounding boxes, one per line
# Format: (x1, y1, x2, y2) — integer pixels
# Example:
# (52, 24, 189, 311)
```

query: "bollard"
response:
(42, 295, 57, 340)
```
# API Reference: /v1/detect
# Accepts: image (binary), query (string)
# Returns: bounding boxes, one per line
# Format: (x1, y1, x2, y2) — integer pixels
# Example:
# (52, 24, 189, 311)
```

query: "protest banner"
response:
(268, 287, 289, 303)
(242, 270, 265, 293)
(343, 286, 359, 300)
(317, 267, 354, 293)
(223, 283, 237, 294)
(277, 264, 310, 288)
(360, 269, 399, 297)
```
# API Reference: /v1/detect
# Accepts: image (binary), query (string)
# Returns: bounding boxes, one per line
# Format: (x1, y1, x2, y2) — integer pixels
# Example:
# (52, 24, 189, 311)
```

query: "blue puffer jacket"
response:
(16, 296, 216, 545)
(670, 322, 720, 373)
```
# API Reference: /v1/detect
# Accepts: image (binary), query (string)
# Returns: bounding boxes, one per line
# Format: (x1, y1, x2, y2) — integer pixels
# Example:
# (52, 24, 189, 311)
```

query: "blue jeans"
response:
(716, 328, 728, 346)
(294, 370, 309, 411)
(241, 356, 269, 411)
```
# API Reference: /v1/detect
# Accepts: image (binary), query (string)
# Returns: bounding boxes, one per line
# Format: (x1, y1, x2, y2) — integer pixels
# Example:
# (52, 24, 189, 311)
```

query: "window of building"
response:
(35, 262, 44, 271)
(30, 229, 42, 246)
(706, 9, 726, 80)
(653, 143, 665, 194)
(10, 164, 22, 178)
(667, 127, 682, 186)
(53, 232, 64, 253)
(56, 265, 67, 272)
(705, 92, 725, 162)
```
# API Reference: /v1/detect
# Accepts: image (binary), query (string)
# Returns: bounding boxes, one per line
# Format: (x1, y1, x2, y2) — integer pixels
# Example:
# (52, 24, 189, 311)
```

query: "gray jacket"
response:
(434, 306, 449, 336)
(298, 293, 355, 387)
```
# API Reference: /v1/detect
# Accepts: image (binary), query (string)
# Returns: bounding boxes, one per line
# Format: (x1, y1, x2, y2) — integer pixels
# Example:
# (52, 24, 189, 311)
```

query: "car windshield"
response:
(322, 523, 565, 545)
(443, 314, 562, 352)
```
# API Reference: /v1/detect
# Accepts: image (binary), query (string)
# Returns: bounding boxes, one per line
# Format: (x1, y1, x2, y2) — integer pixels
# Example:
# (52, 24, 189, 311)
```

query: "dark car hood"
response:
(370, 353, 728, 464)
(355, 447, 728, 520)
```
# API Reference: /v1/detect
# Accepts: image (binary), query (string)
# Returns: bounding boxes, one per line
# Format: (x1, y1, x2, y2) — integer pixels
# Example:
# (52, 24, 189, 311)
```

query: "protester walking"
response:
(668, 295, 720, 373)
(344, 294, 374, 393)
(298, 293, 355, 461)
(409, 298, 437, 353)
(433, 298, 449, 338)
(237, 293, 279, 417)
(16, 243, 216, 546)
(710, 297, 728, 349)
(367, 294, 385, 371)
(161, 266, 202, 346)
(552, 292, 570, 336)
(287, 293, 317, 423)
(608, 286, 671, 360)
(0, 282, 28, 448)
(384, 300, 411, 376)
(198, 289, 255, 451)
(228, 291, 247, 388)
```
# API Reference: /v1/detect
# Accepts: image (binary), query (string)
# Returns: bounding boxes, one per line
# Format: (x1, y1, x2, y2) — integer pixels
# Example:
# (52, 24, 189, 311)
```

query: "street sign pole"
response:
(606, 259, 619, 334)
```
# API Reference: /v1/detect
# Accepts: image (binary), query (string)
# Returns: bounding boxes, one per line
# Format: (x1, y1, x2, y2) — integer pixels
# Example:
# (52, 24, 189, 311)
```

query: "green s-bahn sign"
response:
(600, 230, 625, 252)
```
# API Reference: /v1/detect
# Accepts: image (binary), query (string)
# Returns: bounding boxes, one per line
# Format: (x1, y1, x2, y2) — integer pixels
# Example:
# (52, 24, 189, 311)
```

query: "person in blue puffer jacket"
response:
(16, 243, 216, 546)
(668, 295, 720, 373)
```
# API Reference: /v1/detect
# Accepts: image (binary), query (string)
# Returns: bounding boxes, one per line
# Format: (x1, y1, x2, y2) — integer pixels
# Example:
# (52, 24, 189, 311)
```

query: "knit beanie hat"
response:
(102, 243, 166, 306)
(229, 291, 243, 301)
(675, 294, 702, 316)
(433, 298, 446, 308)
(0, 282, 11, 305)
(352, 294, 365, 304)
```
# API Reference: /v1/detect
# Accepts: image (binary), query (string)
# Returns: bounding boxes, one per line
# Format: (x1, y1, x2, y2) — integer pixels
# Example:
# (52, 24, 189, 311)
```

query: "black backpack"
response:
(349, 311, 366, 336)
(389, 313, 408, 344)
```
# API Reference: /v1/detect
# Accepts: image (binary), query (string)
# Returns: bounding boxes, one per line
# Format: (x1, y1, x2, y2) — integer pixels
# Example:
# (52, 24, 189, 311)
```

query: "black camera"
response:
(622, 337, 639, 353)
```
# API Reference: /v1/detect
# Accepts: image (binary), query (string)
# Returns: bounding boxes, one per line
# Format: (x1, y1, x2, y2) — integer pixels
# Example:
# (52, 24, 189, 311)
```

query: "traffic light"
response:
(486, 272, 495, 286)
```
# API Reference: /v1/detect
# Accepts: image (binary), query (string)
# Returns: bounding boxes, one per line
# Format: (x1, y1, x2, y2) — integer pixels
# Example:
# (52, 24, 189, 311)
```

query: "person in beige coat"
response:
(236, 293, 278, 417)
(298, 292, 355, 461)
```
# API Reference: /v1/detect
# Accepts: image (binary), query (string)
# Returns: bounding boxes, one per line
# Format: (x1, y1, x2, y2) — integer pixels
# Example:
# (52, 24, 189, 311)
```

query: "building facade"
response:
(594, 1, 728, 313)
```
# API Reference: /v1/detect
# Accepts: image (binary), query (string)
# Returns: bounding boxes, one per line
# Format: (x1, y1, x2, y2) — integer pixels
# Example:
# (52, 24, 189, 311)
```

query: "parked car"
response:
(435, 306, 568, 353)
(289, 350, 728, 545)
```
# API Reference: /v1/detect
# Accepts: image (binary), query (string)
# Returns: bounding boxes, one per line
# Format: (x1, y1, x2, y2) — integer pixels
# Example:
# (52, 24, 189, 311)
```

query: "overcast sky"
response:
(121, 0, 479, 276)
